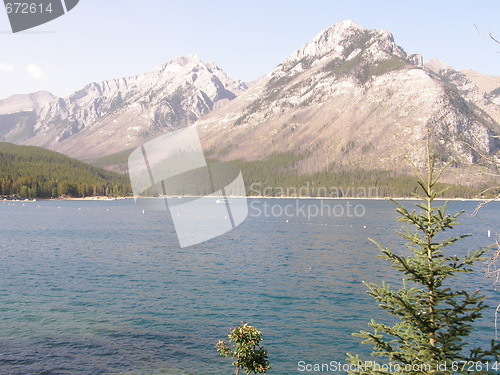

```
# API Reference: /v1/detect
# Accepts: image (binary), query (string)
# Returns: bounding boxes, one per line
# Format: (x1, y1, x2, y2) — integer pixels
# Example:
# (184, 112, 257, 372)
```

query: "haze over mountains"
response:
(1, 20, 499, 185)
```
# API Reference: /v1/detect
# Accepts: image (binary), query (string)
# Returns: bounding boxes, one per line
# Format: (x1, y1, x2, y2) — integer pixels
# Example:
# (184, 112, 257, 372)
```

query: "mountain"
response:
(461, 70, 500, 97)
(0, 91, 57, 144)
(0, 91, 57, 115)
(0, 142, 130, 198)
(0, 54, 247, 160)
(424, 59, 500, 124)
(196, 20, 499, 185)
(1, 20, 499, 189)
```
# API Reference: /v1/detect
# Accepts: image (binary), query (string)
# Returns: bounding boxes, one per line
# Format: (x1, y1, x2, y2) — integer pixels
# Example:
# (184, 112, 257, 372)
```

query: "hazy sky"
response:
(0, 0, 499, 99)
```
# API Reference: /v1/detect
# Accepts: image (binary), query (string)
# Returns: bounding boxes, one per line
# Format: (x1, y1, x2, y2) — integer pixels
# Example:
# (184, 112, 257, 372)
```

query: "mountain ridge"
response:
(1, 20, 499, 188)
(196, 21, 499, 185)
(0, 91, 57, 116)
(0, 54, 247, 160)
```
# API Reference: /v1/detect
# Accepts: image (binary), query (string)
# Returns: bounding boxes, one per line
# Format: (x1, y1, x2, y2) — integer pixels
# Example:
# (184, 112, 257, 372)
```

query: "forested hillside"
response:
(231, 153, 496, 199)
(0, 142, 131, 198)
(91, 149, 494, 198)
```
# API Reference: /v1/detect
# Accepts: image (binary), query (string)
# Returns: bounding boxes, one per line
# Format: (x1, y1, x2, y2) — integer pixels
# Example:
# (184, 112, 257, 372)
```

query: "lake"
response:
(0, 198, 498, 374)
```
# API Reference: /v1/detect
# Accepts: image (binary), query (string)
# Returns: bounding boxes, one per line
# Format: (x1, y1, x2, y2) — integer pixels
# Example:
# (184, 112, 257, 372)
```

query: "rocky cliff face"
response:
(425, 59, 500, 124)
(0, 54, 247, 159)
(0, 91, 57, 143)
(197, 21, 499, 182)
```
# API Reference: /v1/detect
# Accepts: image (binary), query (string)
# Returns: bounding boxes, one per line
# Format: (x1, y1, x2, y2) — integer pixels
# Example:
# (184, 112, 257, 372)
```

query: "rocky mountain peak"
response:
(287, 20, 416, 66)
(270, 20, 423, 87)
(153, 54, 201, 72)
(147, 55, 247, 97)
(425, 58, 453, 74)
(0, 91, 58, 115)
(289, 20, 364, 62)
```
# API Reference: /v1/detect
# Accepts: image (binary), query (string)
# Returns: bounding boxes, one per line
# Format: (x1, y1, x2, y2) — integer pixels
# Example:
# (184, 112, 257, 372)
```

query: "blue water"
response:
(0, 198, 498, 374)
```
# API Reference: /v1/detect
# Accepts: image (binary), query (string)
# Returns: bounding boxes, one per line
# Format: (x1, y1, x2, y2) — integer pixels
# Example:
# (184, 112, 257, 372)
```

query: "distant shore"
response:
(2, 196, 131, 202)
(248, 196, 489, 202)
(54, 196, 129, 201)
(2, 196, 493, 202)
(59, 195, 491, 202)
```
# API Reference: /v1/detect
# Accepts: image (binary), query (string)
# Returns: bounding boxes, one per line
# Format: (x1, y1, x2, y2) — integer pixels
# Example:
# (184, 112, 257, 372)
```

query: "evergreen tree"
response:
(347, 142, 500, 374)
(216, 322, 270, 375)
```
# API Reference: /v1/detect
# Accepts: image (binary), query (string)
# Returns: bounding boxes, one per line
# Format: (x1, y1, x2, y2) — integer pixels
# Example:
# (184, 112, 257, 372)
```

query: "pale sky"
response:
(0, 0, 499, 99)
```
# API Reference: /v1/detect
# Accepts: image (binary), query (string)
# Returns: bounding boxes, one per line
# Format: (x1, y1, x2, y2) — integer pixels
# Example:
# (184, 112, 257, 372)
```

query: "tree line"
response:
(227, 153, 495, 199)
(1, 143, 494, 200)
(0, 142, 131, 198)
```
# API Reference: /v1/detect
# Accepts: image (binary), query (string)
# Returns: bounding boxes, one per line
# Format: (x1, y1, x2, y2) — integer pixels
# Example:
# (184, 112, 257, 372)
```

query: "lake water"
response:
(0, 198, 498, 374)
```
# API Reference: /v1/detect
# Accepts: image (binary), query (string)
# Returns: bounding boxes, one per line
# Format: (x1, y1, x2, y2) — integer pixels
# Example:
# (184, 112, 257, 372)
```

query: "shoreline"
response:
(2, 196, 131, 202)
(53, 196, 130, 201)
(53, 196, 491, 202)
(3, 196, 494, 202)
(247, 196, 489, 202)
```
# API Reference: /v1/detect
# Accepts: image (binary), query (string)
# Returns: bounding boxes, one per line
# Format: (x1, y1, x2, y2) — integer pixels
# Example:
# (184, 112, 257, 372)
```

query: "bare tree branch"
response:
(462, 141, 500, 166)
(485, 238, 500, 290)
(472, 193, 500, 217)
(475, 24, 500, 44)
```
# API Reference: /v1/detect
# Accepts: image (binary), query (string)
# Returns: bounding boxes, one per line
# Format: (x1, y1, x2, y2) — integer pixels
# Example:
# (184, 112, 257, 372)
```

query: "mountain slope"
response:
(0, 142, 130, 198)
(0, 91, 57, 116)
(425, 59, 500, 124)
(0, 91, 57, 144)
(0, 55, 247, 160)
(196, 20, 500, 184)
(461, 70, 500, 98)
